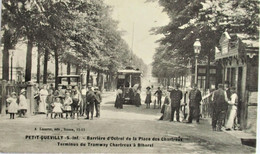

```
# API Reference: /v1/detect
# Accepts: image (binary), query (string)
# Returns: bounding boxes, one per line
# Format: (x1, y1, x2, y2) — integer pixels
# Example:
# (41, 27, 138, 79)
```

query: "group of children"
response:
(6, 89, 27, 119)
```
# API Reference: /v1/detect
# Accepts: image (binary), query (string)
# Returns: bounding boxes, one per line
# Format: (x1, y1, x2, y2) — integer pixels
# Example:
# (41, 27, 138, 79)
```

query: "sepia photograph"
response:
(0, 0, 259, 153)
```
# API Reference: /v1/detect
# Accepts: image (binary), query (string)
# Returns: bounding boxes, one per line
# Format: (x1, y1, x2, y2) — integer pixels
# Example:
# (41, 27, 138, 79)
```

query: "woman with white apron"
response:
(38, 85, 49, 113)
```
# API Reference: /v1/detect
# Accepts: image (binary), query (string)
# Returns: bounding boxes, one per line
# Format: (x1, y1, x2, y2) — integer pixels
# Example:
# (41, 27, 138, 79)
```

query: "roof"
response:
(57, 75, 80, 78)
(117, 69, 142, 74)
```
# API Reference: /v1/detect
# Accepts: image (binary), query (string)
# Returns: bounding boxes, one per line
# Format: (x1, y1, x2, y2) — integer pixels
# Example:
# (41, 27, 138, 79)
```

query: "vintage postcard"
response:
(0, 0, 258, 153)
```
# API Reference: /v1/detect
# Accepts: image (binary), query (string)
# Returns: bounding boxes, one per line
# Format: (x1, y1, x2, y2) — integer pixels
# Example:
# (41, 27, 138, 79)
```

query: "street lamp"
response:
(193, 38, 201, 85)
(9, 50, 15, 81)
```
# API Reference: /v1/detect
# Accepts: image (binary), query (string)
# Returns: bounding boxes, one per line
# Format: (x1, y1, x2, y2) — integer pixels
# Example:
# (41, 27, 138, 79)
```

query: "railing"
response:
(200, 91, 213, 118)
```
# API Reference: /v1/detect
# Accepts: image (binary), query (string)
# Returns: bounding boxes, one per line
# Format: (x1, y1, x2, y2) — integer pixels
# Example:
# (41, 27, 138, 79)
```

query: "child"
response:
(46, 89, 54, 119)
(64, 92, 73, 119)
(6, 92, 18, 119)
(19, 89, 27, 117)
(53, 97, 63, 118)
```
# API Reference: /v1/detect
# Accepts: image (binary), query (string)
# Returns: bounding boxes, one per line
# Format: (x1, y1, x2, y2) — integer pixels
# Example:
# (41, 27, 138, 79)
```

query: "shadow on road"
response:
(102, 101, 162, 117)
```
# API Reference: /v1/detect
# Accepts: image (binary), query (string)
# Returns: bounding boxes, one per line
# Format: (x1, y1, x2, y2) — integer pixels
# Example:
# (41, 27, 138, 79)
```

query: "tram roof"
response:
(117, 69, 142, 74)
(57, 75, 80, 78)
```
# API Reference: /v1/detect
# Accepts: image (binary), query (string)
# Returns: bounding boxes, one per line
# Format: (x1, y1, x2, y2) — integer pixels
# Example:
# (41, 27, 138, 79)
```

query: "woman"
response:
(115, 86, 123, 109)
(39, 84, 48, 113)
(225, 87, 238, 130)
(135, 86, 142, 107)
(159, 91, 171, 120)
(145, 87, 152, 108)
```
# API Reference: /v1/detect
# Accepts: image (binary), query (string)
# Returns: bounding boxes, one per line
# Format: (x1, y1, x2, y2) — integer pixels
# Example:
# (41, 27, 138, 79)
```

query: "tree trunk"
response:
(43, 48, 49, 84)
(36, 45, 41, 83)
(2, 31, 11, 81)
(86, 69, 90, 86)
(54, 49, 59, 90)
(25, 38, 33, 82)
(67, 62, 71, 84)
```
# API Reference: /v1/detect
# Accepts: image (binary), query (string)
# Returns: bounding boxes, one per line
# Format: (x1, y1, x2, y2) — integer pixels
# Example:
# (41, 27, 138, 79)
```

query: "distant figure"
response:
(85, 86, 96, 120)
(211, 84, 228, 131)
(19, 89, 28, 117)
(46, 89, 54, 119)
(94, 87, 102, 117)
(187, 84, 202, 124)
(39, 84, 48, 113)
(63, 92, 73, 119)
(145, 86, 152, 108)
(225, 87, 238, 130)
(154, 87, 163, 109)
(159, 91, 171, 120)
(115, 86, 123, 109)
(170, 83, 183, 122)
(7, 92, 18, 119)
(135, 86, 141, 107)
(81, 84, 87, 116)
(53, 97, 63, 118)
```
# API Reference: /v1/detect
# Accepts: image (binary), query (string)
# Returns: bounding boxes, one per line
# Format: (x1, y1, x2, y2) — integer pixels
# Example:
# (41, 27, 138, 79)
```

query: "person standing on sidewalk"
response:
(19, 89, 28, 118)
(211, 84, 229, 131)
(187, 84, 202, 124)
(170, 83, 183, 122)
(225, 87, 238, 130)
(94, 87, 102, 117)
(154, 87, 162, 109)
(145, 86, 152, 108)
(81, 85, 87, 116)
(85, 85, 96, 120)
(7, 92, 18, 119)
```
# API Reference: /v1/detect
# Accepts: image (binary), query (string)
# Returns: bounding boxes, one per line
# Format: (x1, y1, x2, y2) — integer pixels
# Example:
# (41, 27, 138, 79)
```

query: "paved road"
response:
(0, 91, 255, 153)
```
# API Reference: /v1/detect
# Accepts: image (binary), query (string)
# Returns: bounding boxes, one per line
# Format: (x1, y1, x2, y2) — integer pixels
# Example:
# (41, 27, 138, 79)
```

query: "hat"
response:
(146, 86, 151, 90)
(175, 83, 180, 88)
(20, 89, 26, 94)
(11, 92, 17, 96)
(94, 87, 99, 90)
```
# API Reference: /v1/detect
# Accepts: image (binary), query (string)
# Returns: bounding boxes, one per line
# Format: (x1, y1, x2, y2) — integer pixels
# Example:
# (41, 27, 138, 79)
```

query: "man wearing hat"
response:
(85, 84, 96, 120)
(154, 87, 163, 109)
(19, 89, 28, 117)
(187, 84, 202, 124)
(94, 87, 102, 117)
(170, 83, 183, 122)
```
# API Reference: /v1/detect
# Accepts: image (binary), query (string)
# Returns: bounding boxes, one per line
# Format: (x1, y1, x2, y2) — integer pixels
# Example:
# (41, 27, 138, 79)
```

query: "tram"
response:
(116, 67, 142, 104)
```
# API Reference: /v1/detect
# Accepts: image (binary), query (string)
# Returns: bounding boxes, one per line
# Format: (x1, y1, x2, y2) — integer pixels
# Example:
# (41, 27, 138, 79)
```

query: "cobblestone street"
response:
(0, 91, 255, 153)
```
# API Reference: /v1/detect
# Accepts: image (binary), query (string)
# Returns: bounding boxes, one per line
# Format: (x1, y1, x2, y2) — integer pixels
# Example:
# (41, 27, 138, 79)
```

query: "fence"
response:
(0, 80, 35, 116)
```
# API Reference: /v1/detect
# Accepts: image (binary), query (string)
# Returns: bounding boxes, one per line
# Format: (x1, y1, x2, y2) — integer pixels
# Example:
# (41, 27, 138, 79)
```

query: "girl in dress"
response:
(64, 92, 73, 119)
(225, 87, 238, 130)
(53, 97, 63, 118)
(7, 92, 18, 119)
(39, 84, 49, 113)
(145, 87, 152, 108)
(19, 89, 27, 117)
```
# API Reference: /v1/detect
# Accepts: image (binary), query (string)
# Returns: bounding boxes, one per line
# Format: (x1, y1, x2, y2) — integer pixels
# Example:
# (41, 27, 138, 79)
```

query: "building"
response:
(215, 31, 258, 129)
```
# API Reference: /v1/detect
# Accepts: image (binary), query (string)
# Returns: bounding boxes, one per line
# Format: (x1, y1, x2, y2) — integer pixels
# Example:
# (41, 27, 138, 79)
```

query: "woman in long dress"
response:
(225, 87, 238, 130)
(115, 87, 123, 109)
(145, 87, 152, 108)
(38, 85, 48, 113)
(19, 89, 28, 117)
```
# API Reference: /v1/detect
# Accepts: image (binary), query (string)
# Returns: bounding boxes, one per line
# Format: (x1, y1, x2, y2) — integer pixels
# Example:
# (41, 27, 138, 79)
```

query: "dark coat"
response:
(189, 89, 202, 107)
(94, 91, 102, 104)
(145, 91, 152, 104)
(86, 90, 96, 104)
(212, 88, 228, 111)
(170, 89, 183, 107)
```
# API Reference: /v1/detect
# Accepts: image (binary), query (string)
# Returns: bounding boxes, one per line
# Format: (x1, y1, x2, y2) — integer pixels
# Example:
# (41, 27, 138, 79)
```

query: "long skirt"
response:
(225, 107, 237, 129)
(115, 95, 123, 109)
(163, 105, 171, 121)
(38, 96, 47, 113)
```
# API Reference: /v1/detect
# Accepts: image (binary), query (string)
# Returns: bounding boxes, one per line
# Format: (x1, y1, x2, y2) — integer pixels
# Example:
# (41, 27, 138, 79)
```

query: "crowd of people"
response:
(6, 83, 102, 120)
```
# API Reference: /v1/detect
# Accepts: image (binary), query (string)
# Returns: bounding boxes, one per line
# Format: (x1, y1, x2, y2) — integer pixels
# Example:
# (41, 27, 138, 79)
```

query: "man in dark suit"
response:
(94, 87, 102, 118)
(211, 84, 229, 131)
(170, 83, 183, 122)
(187, 84, 202, 124)
(85, 85, 96, 120)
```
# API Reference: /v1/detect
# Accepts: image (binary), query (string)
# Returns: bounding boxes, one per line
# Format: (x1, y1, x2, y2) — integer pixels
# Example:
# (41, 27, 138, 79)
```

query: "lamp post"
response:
(193, 38, 201, 85)
(9, 50, 14, 81)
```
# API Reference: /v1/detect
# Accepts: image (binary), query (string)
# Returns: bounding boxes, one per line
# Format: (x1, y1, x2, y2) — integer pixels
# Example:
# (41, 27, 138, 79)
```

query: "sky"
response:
(104, 0, 170, 65)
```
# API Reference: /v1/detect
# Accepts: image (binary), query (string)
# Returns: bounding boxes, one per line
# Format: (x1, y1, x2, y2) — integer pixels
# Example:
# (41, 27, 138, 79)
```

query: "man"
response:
(224, 81, 231, 125)
(94, 87, 102, 117)
(211, 84, 229, 131)
(170, 83, 183, 122)
(85, 85, 96, 120)
(154, 87, 163, 109)
(81, 84, 87, 116)
(187, 84, 202, 124)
